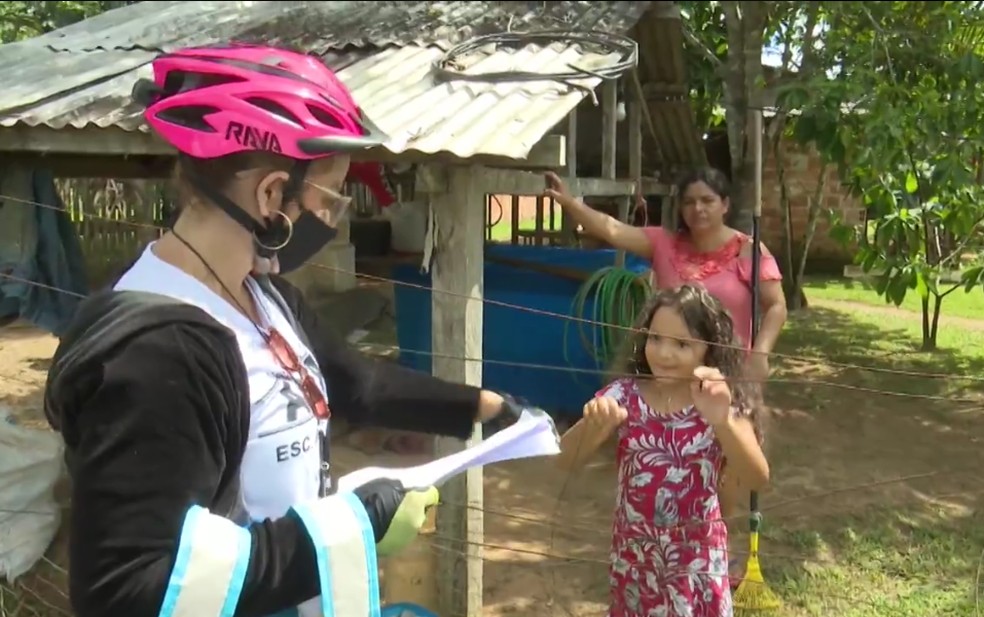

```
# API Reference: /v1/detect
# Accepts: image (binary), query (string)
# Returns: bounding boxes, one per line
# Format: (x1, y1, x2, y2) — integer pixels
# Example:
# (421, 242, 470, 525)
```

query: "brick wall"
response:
(760, 140, 864, 272)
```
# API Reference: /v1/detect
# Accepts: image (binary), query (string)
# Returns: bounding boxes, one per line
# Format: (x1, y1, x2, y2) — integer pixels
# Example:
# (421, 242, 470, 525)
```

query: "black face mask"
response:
(186, 165, 336, 274)
(275, 209, 339, 274)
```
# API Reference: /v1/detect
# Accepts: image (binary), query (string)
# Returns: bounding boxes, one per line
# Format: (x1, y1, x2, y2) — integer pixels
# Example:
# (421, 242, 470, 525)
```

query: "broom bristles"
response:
(733, 558, 781, 612)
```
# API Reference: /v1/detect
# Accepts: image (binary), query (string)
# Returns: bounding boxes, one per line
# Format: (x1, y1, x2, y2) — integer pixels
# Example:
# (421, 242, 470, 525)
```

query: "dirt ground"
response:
(1, 292, 981, 616)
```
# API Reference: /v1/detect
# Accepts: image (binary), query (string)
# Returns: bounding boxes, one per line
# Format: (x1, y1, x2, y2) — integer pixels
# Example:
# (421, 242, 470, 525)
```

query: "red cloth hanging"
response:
(346, 162, 396, 208)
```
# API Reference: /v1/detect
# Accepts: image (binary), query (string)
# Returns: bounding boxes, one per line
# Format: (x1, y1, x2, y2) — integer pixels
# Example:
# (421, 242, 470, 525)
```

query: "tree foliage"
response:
(678, 1, 783, 233)
(680, 1, 828, 307)
(0, 1, 135, 43)
(784, 1, 984, 350)
(681, 1, 984, 349)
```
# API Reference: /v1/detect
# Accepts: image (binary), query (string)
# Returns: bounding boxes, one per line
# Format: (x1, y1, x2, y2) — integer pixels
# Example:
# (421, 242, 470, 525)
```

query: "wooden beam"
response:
(0, 153, 173, 179)
(422, 164, 485, 617)
(478, 169, 670, 198)
(0, 125, 566, 170)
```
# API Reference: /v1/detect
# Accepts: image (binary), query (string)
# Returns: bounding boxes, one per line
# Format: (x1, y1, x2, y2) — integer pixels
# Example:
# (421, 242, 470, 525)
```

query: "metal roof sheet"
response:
(0, 1, 704, 167)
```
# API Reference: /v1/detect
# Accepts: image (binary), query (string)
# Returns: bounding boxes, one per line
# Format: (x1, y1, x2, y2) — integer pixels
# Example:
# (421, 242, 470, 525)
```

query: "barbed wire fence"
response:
(0, 184, 982, 617)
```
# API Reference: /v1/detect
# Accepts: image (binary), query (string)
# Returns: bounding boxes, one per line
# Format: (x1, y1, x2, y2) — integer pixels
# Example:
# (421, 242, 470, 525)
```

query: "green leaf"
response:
(888, 271, 910, 306)
(914, 268, 929, 299)
(875, 269, 893, 296)
(962, 265, 984, 292)
(905, 173, 919, 194)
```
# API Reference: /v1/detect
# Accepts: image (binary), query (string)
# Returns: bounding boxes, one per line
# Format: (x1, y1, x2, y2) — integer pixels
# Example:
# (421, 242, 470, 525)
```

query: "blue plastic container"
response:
(391, 244, 649, 417)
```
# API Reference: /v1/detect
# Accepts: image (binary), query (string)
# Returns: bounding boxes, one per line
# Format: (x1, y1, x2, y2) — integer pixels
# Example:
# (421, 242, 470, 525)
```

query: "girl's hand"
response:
(543, 171, 576, 206)
(690, 366, 732, 427)
(583, 396, 628, 431)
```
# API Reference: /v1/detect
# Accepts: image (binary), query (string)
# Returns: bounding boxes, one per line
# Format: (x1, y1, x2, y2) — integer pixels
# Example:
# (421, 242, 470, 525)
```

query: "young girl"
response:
(558, 284, 769, 617)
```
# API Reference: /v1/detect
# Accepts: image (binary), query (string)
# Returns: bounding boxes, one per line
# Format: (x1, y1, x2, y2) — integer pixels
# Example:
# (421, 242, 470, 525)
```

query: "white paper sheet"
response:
(336, 410, 560, 493)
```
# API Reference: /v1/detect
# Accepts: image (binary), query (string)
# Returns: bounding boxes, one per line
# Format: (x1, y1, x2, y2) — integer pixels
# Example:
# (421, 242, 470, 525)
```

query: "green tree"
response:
(679, 1, 776, 234)
(680, 1, 828, 308)
(790, 1, 984, 350)
(0, 1, 135, 43)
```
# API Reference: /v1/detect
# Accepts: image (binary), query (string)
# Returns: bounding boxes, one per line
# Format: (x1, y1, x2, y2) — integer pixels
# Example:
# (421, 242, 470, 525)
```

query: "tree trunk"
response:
(720, 1, 768, 235)
(924, 293, 943, 351)
(789, 166, 826, 310)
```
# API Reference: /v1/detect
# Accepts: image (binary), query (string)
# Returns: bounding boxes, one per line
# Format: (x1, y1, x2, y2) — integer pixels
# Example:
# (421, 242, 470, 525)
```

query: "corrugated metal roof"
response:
(0, 45, 630, 162)
(632, 2, 705, 169)
(35, 1, 652, 54)
(0, 1, 702, 167)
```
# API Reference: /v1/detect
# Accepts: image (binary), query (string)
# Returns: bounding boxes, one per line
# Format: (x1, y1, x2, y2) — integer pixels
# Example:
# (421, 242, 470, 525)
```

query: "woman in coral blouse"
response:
(545, 166, 788, 581)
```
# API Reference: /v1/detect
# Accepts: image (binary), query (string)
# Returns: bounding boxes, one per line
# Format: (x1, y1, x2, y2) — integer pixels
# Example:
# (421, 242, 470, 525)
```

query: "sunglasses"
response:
(263, 327, 331, 420)
(305, 181, 353, 224)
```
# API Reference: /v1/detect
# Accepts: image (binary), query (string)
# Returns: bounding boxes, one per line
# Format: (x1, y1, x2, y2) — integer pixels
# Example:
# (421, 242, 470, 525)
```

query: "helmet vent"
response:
(245, 97, 303, 127)
(156, 105, 221, 132)
(306, 104, 344, 129)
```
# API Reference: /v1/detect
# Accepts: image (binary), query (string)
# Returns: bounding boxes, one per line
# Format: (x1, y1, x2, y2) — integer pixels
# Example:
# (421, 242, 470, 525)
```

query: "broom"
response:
(733, 108, 781, 614)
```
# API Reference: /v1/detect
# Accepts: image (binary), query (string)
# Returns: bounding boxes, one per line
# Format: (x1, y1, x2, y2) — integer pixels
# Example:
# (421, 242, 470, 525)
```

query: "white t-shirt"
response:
(115, 244, 330, 522)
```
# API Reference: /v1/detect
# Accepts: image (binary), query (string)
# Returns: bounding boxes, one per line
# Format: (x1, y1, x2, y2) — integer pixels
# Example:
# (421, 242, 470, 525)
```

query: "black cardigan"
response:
(43, 275, 482, 617)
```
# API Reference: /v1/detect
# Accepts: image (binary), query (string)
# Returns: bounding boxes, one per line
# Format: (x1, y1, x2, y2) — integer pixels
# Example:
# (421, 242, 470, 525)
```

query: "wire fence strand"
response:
(3, 190, 984, 384)
(1, 189, 982, 616)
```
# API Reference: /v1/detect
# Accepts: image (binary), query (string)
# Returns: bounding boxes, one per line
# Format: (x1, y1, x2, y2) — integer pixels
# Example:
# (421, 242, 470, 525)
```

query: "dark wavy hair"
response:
(674, 167, 732, 233)
(611, 283, 764, 444)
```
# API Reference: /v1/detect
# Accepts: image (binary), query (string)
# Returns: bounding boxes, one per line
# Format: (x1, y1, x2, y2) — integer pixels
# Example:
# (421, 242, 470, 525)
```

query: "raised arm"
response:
(544, 172, 654, 260)
(711, 413, 770, 492)
(558, 382, 630, 471)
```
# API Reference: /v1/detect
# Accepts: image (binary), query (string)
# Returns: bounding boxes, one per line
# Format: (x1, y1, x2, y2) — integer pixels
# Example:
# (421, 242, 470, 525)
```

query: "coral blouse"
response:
(642, 227, 782, 349)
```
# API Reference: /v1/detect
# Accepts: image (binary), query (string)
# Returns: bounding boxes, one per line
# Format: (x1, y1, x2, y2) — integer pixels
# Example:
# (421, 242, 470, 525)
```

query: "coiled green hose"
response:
(565, 266, 652, 375)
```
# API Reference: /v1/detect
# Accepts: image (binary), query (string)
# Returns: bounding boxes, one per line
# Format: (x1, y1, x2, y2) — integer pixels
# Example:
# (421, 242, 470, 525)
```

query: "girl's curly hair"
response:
(610, 283, 765, 444)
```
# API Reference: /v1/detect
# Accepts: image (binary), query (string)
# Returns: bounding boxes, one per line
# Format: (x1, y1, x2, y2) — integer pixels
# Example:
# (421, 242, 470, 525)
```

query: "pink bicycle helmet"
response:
(132, 43, 387, 160)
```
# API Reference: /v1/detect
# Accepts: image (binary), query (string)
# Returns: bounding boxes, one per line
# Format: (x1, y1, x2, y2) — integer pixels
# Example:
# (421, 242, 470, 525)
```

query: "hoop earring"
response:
(254, 209, 293, 252)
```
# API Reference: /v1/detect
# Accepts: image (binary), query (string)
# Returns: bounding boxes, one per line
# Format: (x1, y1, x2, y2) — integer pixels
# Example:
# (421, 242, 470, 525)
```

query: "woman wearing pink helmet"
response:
(43, 44, 523, 617)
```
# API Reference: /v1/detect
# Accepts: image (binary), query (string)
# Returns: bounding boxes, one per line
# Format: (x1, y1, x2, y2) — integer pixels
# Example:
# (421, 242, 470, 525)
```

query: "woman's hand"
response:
(690, 366, 732, 427)
(543, 171, 577, 206)
(354, 478, 439, 556)
(583, 396, 628, 431)
(478, 390, 506, 421)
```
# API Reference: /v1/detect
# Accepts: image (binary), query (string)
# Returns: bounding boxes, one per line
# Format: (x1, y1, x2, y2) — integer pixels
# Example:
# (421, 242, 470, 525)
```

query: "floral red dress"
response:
(599, 378, 733, 617)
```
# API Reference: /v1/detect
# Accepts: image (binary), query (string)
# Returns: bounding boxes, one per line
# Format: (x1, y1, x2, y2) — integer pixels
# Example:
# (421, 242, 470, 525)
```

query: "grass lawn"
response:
(487, 215, 554, 243)
(752, 300, 984, 617)
(451, 221, 982, 616)
(474, 297, 983, 617)
(803, 276, 984, 321)
(471, 274, 983, 617)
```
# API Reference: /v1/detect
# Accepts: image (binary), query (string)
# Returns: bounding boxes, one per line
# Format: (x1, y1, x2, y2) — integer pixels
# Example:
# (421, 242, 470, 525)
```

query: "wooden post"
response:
(628, 82, 643, 199)
(601, 81, 618, 180)
(426, 164, 485, 617)
(625, 78, 643, 270)
(600, 80, 622, 265)
(562, 107, 578, 244)
(510, 195, 520, 245)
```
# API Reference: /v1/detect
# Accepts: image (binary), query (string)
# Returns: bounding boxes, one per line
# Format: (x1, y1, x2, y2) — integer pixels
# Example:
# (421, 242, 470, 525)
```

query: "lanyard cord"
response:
(170, 230, 334, 496)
